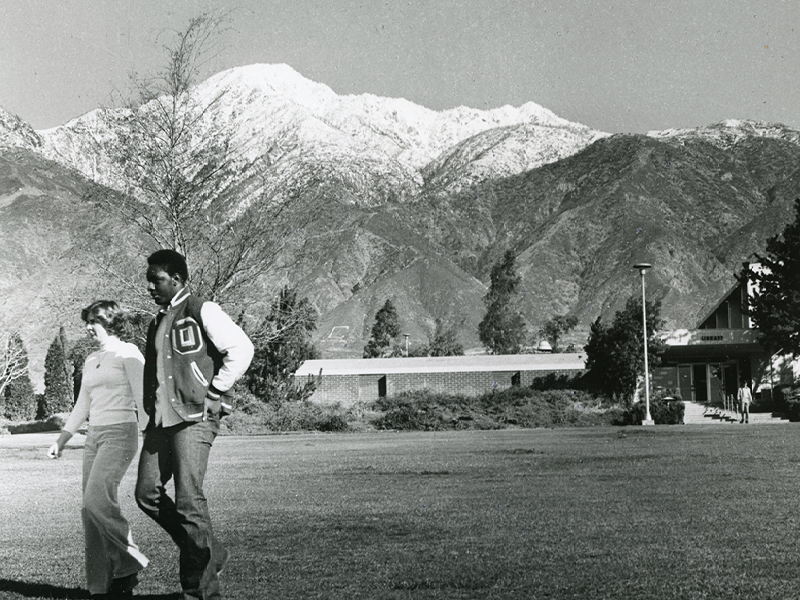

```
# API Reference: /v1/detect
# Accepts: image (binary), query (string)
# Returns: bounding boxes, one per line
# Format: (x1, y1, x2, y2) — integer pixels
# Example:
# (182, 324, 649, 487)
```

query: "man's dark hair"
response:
(148, 249, 189, 282)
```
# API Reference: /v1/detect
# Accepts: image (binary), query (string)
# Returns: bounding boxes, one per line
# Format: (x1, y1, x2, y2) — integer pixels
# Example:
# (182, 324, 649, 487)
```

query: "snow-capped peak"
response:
(647, 119, 800, 149)
(32, 63, 607, 206)
(0, 107, 42, 149)
(197, 63, 338, 109)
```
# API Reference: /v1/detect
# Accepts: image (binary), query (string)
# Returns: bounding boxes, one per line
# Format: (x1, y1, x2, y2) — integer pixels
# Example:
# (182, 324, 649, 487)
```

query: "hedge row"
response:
(371, 388, 622, 431)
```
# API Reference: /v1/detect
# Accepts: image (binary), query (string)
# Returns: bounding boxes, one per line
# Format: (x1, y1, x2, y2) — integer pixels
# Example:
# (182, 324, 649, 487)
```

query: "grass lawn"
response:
(2, 425, 800, 599)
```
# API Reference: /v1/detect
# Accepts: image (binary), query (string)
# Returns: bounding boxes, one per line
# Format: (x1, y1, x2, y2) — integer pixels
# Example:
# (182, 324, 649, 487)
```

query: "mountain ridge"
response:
(2, 63, 800, 387)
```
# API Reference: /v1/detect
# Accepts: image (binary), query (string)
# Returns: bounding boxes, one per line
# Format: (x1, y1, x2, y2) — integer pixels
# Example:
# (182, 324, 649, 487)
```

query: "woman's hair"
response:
(81, 300, 126, 337)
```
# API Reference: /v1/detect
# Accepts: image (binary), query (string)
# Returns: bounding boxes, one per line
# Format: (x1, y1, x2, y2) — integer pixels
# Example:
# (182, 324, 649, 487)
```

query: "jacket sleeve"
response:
(200, 301, 255, 393)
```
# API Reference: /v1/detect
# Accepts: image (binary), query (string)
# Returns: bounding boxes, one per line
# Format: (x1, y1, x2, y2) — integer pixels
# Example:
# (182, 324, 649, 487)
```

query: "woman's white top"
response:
(62, 337, 146, 435)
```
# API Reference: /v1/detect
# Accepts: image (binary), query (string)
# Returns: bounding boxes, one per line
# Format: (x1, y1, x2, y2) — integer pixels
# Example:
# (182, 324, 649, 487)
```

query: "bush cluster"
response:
(774, 386, 800, 421)
(371, 387, 617, 431)
(221, 387, 350, 435)
(7, 415, 65, 434)
(616, 396, 685, 425)
(529, 372, 585, 391)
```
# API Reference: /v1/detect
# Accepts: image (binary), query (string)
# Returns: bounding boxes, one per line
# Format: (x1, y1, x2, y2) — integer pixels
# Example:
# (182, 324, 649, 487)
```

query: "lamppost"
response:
(633, 263, 654, 426)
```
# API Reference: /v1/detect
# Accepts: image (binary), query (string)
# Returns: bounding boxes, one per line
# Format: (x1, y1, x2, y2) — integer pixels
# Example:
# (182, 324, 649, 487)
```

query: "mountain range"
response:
(2, 63, 799, 387)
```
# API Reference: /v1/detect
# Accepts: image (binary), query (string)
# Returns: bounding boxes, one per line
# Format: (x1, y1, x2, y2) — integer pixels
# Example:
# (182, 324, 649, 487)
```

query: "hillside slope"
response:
(2, 66, 800, 380)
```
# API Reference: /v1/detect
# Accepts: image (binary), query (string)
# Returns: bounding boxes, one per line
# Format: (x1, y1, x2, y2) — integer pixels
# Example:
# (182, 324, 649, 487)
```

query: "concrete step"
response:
(682, 401, 789, 425)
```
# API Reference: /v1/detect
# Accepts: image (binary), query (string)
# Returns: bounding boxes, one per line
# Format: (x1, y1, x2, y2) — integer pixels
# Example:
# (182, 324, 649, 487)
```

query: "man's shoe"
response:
(177, 591, 221, 600)
(108, 573, 138, 599)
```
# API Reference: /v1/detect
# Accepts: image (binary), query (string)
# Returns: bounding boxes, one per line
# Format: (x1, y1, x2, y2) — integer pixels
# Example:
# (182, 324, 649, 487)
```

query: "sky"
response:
(1, 0, 798, 134)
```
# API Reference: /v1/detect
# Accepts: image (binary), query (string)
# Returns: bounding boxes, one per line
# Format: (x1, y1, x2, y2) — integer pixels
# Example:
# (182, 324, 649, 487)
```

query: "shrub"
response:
(372, 388, 617, 430)
(774, 385, 800, 419)
(8, 415, 65, 434)
(315, 412, 349, 432)
(530, 372, 584, 391)
(373, 390, 480, 431)
(272, 402, 351, 432)
(622, 397, 685, 425)
(220, 387, 279, 435)
(220, 385, 351, 434)
(274, 402, 318, 431)
(784, 390, 800, 422)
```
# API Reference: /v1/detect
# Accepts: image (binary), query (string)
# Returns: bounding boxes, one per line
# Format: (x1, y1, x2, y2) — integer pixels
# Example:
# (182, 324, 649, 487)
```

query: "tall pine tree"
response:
(363, 299, 401, 358)
(478, 250, 527, 354)
(42, 326, 73, 417)
(244, 287, 319, 404)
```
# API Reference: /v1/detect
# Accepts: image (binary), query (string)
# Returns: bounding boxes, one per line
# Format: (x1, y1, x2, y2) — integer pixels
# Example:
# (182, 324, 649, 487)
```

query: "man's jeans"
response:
(135, 418, 224, 599)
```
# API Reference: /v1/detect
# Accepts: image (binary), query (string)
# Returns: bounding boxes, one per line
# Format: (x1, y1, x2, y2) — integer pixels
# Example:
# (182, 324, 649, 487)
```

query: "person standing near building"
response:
(738, 380, 753, 424)
(48, 300, 149, 599)
(135, 249, 253, 600)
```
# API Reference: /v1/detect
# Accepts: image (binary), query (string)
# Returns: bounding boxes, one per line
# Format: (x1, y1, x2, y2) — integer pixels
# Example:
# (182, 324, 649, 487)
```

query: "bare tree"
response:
(98, 11, 319, 303)
(0, 332, 30, 399)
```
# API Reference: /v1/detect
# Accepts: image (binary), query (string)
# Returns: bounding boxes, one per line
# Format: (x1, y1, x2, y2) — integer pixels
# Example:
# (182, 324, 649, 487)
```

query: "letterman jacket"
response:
(143, 290, 254, 425)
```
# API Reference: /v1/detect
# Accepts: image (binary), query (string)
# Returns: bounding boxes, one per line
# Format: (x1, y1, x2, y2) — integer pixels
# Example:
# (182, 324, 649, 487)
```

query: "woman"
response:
(48, 301, 148, 599)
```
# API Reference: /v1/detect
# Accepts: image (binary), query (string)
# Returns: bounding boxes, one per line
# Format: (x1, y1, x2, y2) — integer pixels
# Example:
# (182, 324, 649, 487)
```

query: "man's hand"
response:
(204, 395, 222, 420)
(47, 443, 61, 459)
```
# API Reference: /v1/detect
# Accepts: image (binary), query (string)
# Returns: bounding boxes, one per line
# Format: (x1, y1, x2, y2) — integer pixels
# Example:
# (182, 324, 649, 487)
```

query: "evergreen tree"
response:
(740, 198, 800, 355)
(427, 319, 464, 357)
(245, 287, 319, 404)
(1, 333, 35, 421)
(539, 315, 580, 353)
(478, 250, 527, 354)
(584, 297, 666, 400)
(42, 326, 73, 417)
(363, 299, 401, 358)
(4, 371, 36, 422)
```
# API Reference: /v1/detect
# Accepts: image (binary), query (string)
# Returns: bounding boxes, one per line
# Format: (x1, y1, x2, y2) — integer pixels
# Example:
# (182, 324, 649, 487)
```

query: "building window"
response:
(716, 301, 730, 329)
(378, 375, 387, 398)
(511, 372, 521, 387)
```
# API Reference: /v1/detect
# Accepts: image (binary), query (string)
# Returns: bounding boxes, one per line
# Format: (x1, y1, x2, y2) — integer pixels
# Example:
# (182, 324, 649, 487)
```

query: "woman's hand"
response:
(48, 431, 72, 458)
(47, 442, 62, 459)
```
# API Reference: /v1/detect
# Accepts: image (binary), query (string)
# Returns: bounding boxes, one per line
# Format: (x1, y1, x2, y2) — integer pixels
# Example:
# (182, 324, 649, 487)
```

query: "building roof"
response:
(295, 353, 586, 377)
(694, 279, 743, 329)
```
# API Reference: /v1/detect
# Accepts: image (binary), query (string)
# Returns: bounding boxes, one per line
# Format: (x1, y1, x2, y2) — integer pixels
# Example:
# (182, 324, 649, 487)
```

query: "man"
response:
(135, 249, 254, 600)
(738, 380, 753, 424)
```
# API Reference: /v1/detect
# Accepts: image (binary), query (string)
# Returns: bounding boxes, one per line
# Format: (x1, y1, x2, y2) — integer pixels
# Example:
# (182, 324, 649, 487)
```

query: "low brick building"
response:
(294, 353, 586, 407)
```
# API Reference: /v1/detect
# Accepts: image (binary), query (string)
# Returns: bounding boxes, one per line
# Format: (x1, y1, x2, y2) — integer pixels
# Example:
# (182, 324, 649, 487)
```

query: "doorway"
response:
(678, 365, 692, 402)
(692, 365, 708, 402)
